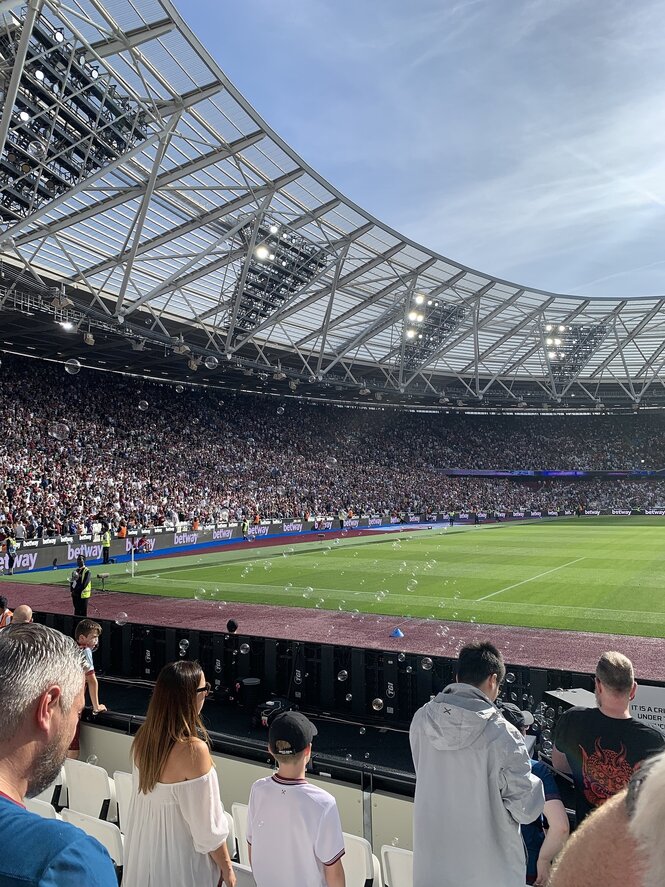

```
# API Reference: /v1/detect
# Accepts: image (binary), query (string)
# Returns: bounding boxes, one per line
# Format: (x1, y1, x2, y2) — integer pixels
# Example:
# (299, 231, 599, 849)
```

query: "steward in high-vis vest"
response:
(70, 554, 92, 618)
(101, 527, 111, 565)
(4, 534, 17, 575)
(241, 519, 249, 541)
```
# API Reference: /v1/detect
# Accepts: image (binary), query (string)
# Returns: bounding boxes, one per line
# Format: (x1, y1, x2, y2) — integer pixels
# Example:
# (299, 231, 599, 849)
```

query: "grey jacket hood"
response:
(419, 682, 499, 751)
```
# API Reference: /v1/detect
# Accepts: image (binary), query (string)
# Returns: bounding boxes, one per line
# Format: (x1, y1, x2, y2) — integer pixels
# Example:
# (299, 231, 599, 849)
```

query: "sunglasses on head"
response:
(196, 682, 212, 696)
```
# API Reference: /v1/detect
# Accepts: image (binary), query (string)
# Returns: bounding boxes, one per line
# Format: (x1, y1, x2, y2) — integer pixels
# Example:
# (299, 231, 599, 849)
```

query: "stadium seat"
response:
(342, 832, 383, 886)
(233, 862, 257, 886)
(25, 797, 61, 820)
(61, 809, 124, 866)
(64, 758, 117, 822)
(31, 765, 67, 808)
(380, 845, 413, 887)
(224, 808, 236, 859)
(232, 802, 249, 866)
(112, 770, 132, 833)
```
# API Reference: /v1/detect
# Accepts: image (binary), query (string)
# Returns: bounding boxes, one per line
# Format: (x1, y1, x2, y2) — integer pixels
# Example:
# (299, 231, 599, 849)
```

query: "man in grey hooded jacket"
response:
(410, 641, 545, 887)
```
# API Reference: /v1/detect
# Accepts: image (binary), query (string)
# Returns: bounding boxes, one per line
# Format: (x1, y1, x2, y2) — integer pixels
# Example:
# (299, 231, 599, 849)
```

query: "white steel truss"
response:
(1, 0, 665, 409)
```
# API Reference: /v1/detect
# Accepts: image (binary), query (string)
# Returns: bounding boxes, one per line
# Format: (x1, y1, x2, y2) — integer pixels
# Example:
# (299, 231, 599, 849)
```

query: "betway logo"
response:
(644, 510, 665, 516)
(346, 518, 359, 528)
(125, 538, 156, 553)
(1, 551, 37, 572)
(174, 532, 198, 545)
(212, 528, 233, 541)
(248, 525, 268, 536)
(408, 515, 420, 523)
(67, 543, 102, 561)
(612, 509, 631, 516)
(283, 522, 303, 533)
(584, 510, 601, 516)
(368, 517, 382, 526)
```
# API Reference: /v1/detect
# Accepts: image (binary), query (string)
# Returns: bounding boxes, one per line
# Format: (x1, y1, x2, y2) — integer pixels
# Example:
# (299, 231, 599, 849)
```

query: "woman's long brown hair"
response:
(132, 660, 210, 793)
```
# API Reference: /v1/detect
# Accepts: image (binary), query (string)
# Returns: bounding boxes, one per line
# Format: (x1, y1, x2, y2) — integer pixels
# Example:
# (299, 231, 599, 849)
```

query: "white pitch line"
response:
(476, 557, 587, 602)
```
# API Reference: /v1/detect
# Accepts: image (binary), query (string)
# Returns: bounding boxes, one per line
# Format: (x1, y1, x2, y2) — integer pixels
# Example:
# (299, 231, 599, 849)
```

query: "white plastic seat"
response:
(342, 832, 383, 886)
(112, 770, 133, 833)
(25, 797, 61, 820)
(224, 808, 236, 859)
(61, 809, 124, 866)
(381, 845, 413, 887)
(32, 765, 67, 808)
(232, 802, 249, 866)
(64, 758, 117, 822)
(233, 862, 257, 886)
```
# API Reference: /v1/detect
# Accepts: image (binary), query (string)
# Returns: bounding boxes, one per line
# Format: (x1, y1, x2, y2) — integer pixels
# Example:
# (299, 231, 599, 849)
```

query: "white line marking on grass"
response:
(476, 557, 587, 601)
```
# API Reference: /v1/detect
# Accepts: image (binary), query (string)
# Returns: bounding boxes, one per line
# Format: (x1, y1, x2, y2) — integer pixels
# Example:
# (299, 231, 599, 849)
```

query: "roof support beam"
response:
(590, 300, 663, 378)
(115, 118, 180, 314)
(16, 132, 265, 247)
(88, 18, 175, 58)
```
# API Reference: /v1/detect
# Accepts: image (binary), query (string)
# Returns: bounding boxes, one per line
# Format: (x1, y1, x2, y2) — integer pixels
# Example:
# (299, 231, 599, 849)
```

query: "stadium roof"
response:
(1, 0, 665, 412)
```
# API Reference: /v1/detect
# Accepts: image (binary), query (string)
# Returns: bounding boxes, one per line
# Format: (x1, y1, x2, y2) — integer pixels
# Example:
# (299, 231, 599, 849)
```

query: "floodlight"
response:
(34, 69, 44, 81)
(19, 111, 30, 122)
(406, 329, 416, 339)
(554, 338, 561, 346)
(545, 324, 552, 332)
(559, 325, 566, 332)
(269, 224, 279, 234)
(416, 313, 424, 322)
(255, 245, 269, 260)
(546, 338, 553, 345)
(54, 30, 64, 42)
(268, 253, 275, 261)
(408, 311, 417, 321)
(59, 321, 73, 331)
(548, 351, 556, 359)
(414, 294, 424, 305)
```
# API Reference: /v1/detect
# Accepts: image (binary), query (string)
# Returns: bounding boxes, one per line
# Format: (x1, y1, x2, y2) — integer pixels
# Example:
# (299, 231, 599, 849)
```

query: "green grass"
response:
(16, 517, 665, 637)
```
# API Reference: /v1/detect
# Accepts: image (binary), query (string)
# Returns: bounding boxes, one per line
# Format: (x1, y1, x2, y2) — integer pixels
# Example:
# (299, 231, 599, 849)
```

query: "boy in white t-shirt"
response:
(247, 712, 345, 887)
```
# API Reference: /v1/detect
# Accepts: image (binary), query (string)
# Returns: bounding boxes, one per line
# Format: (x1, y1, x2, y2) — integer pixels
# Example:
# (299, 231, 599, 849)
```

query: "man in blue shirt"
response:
(0, 623, 117, 886)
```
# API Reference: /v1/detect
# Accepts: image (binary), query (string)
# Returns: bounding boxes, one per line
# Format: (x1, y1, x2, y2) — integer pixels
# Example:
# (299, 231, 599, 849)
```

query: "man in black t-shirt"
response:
(552, 651, 664, 825)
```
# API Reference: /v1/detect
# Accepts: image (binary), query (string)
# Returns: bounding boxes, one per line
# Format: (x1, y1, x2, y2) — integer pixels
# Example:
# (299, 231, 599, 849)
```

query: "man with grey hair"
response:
(0, 623, 117, 885)
(552, 651, 664, 825)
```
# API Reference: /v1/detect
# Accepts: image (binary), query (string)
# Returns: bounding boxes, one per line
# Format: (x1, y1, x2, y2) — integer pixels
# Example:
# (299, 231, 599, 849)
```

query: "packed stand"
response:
(1, 355, 665, 536)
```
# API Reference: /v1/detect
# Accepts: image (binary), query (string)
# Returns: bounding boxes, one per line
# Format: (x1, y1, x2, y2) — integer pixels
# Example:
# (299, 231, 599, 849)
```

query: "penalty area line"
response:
(476, 556, 587, 602)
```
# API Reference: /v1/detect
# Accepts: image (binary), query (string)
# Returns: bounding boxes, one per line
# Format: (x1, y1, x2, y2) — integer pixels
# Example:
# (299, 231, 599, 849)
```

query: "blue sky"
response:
(181, 0, 665, 299)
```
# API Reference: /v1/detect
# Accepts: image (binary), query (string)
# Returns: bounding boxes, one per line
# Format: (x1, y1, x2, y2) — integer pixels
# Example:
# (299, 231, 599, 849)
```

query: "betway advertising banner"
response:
(6, 509, 665, 573)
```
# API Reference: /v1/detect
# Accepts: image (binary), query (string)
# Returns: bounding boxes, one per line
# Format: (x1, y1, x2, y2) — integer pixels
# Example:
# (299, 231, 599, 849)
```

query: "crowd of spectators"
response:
(1, 355, 665, 536)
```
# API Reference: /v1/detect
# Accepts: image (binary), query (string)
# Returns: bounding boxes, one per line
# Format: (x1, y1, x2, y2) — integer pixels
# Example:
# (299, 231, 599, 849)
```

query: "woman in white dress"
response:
(123, 660, 236, 887)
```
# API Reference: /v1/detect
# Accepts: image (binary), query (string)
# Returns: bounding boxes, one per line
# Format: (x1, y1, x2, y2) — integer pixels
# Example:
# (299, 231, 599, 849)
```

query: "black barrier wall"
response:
(38, 611, 606, 727)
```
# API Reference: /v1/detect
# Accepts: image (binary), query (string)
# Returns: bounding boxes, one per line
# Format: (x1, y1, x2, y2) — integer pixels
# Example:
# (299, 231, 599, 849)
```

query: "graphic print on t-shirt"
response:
(580, 738, 634, 807)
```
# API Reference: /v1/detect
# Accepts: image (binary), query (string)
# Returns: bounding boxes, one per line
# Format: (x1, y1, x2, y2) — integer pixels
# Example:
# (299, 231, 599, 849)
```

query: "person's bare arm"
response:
(551, 745, 571, 775)
(534, 798, 570, 886)
(210, 842, 235, 887)
(549, 790, 643, 887)
(323, 858, 345, 887)
(85, 673, 106, 713)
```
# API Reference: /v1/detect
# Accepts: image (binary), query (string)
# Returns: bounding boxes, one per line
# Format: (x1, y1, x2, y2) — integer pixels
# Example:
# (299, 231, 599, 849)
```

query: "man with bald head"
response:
(10, 605, 32, 625)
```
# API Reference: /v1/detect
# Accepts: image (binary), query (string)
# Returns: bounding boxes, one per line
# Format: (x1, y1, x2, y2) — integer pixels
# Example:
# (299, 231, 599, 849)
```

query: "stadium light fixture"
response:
(414, 294, 425, 305)
(554, 338, 561, 346)
(406, 329, 416, 339)
(548, 351, 556, 359)
(255, 245, 269, 260)
(269, 224, 279, 234)
(546, 338, 553, 345)
(545, 324, 553, 332)
(559, 325, 566, 332)
(408, 311, 417, 321)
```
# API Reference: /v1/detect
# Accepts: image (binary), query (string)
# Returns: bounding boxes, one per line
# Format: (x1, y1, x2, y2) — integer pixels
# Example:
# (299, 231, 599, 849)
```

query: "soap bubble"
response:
(391, 541, 402, 550)
(192, 417, 200, 425)
(421, 657, 433, 671)
(175, 385, 184, 393)
(506, 673, 516, 684)
(204, 355, 218, 370)
(545, 707, 555, 719)
(359, 727, 366, 735)
(397, 653, 406, 662)
(284, 583, 293, 592)
(194, 588, 207, 601)
(115, 612, 128, 626)
(302, 587, 313, 599)
(64, 358, 81, 375)
(138, 400, 149, 411)
(263, 561, 273, 572)
(276, 406, 284, 415)
(324, 456, 338, 469)
(337, 670, 349, 682)
(364, 752, 370, 759)
(48, 422, 70, 441)
(86, 754, 98, 765)
(345, 693, 353, 702)
(469, 616, 477, 624)
(179, 639, 189, 652)
(406, 665, 413, 674)
(239, 643, 250, 655)
(372, 698, 384, 712)
(542, 740, 553, 754)
(406, 579, 418, 591)
(345, 753, 352, 761)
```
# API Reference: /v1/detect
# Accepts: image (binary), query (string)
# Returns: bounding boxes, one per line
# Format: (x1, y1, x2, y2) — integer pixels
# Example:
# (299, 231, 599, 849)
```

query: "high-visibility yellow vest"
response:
(102, 530, 111, 547)
(80, 568, 92, 599)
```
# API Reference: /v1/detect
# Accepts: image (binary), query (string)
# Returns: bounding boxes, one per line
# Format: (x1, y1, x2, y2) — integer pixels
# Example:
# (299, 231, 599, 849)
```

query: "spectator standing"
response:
(410, 641, 544, 887)
(68, 619, 106, 759)
(552, 651, 665, 825)
(247, 712, 345, 887)
(3, 531, 17, 575)
(500, 703, 570, 885)
(123, 660, 235, 887)
(0, 595, 12, 629)
(0, 624, 117, 886)
(69, 554, 92, 617)
(101, 525, 111, 564)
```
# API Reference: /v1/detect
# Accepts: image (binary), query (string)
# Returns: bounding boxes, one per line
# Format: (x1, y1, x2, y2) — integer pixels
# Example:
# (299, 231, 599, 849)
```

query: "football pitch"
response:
(17, 517, 665, 638)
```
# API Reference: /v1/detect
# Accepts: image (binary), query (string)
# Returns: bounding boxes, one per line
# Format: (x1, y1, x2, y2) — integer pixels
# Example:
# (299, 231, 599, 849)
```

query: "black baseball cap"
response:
(269, 711, 317, 755)
(498, 701, 535, 731)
